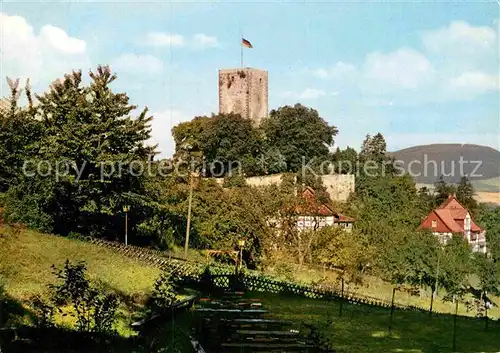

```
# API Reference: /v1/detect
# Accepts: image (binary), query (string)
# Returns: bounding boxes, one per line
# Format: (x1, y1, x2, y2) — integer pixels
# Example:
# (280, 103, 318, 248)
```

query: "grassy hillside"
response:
(390, 144, 500, 185)
(255, 293, 500, 353)
(0, 224, 161, 334)
(472, 176, 500, 193)
(276, 263, 500, 319)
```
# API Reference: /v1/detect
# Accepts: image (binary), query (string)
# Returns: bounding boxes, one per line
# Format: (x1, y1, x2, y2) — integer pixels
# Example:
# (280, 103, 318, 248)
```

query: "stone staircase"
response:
(193, 291, 324, 353)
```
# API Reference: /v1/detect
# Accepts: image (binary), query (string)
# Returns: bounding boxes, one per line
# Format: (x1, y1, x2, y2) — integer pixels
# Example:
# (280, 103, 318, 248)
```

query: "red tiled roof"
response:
(419, 194, 484, 233)
(435, 209, 463, 233)
(295, 187, 355, 222)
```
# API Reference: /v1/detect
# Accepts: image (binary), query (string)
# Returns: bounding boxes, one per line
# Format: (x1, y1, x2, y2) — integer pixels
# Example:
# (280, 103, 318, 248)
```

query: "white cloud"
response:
(312, 62, 357, 80)
(40, 25, 87, 54)
(149, 108, 191, 158)
(281, 88, 326, 100)
(311, 20, 498, 103)
(112, 54, 164, 75)
(0, 12, 90, 90)
(145, 32, 185, 47)
(422, 20, 496, 55)
(362, 48, 433, 91)
(193, 33, 219, 48)
(450, 71, 499, 91)
(143, 32, 219, 49)
(422, 20, 498, 73)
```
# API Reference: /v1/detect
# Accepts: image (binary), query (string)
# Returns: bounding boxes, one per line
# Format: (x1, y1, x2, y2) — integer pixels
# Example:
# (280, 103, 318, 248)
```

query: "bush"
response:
(35, 260, 120, 334)
(30, 294, 55, 328)
(150, 273, 178, 313)
(275, 262, 295, 282)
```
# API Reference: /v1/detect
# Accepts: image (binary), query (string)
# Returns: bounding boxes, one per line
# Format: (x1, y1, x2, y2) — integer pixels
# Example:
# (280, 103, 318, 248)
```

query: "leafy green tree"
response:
(440, 235, 472, 299)
(360, 133, 387, 162)
(0, 78, 41, 192)
(316, 228, 374, 281)
(172, 116, 210, 158)
(261, 104, 338, 172)
(49, 260, 119, 334)
(456, 176, 478, 215)
(433, 175, 456, 206)
(199, 113, 262, 176)
(478, 207, 500, 261)
(380, 230, 439, 290)
(331, 146, 358, 174)
(473, 253, 499, 297)
(5, 66, 155, 238)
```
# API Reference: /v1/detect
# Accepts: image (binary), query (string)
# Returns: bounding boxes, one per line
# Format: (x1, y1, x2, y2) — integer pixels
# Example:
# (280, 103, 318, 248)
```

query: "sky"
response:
(1, 1, 499, 158)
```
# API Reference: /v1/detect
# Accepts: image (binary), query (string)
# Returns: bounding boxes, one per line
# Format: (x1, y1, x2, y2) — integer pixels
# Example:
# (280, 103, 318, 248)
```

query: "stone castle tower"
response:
(218, 68, 268, 125)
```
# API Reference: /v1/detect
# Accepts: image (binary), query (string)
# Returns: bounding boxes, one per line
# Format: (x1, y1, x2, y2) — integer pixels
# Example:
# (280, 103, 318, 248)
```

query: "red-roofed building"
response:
(418, 195, 486, 253)
(295, 187, 355, 232)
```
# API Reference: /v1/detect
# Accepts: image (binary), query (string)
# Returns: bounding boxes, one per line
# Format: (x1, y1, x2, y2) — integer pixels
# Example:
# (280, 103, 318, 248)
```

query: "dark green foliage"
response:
(456, 176, 479, 216)
(440, 236, 472, 298)
(473, 253, 499, 296)
(200, 113, 262, 176)
(30, 295, 56, 328)
(434, 175, 457, 206)
(331, 146, 358, 174)
(4, 66, 155, 238)
(49, 260, 119, 334)
(172, 116, 210, 150)
(262, 104, 338, 172)
(150, 273, 178, 313)
(0, 79, 42, 192)
(478, 207, 500, 260)
(360, 133, 387, 163)
(380, 230, 440, 287)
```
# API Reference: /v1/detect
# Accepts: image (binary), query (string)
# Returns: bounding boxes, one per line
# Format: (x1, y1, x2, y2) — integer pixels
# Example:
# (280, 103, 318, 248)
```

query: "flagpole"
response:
(240, 34, 243, 68)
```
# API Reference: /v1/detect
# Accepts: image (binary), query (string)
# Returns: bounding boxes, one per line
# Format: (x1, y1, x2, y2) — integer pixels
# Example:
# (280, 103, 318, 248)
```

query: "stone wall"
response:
(218, 68, 268, 125)
(214, 173, 355, 202)
(321, 174, 355, 202)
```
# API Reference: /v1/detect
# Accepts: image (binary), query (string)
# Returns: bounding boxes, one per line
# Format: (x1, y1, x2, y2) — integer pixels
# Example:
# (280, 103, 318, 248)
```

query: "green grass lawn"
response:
(251, 292, 500, 353)
(272, 264, 500, 319)
(0, 224, 161, 335)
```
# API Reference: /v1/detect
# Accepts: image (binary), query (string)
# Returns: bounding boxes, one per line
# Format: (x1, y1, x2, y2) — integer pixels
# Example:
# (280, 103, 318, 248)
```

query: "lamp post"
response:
(123, 205, 130, 246)
(238, 239, 246, 271)
(430, 245, 442, 316)
(183, 144, 194, 259)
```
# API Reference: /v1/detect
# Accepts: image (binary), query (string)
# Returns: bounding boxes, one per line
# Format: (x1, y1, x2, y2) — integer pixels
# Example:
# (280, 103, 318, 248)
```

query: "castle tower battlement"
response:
(218, 68, 268, 125)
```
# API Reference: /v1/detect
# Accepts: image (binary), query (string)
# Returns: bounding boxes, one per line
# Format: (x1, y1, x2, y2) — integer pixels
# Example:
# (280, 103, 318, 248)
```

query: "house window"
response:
(431, 220, 437, 228)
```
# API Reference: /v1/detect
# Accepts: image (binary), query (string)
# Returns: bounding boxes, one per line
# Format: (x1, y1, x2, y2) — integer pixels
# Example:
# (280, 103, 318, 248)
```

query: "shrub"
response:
(150, 273, 177, 313)
(275, 262, 295, 282)
(48, 260, 119, 334)
(29, 294, 55, 328)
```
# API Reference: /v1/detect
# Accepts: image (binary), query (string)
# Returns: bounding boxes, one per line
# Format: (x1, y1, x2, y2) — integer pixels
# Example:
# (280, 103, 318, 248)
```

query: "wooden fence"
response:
(87, 238, 489, 317)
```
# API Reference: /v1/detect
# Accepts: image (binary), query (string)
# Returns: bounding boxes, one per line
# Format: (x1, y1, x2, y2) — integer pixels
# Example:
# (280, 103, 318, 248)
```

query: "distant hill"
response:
(390, 144, 500, 185)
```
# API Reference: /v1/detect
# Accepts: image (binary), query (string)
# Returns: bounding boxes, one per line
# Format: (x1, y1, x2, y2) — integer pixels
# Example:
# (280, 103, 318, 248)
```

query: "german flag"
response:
(242, 38, 253, 48)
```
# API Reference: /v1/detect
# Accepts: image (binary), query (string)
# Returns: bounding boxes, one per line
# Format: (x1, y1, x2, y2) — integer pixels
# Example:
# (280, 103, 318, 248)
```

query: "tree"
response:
(380, 230, 440, 290)
(5, 66, 155, 238)
(199, 113, 262, 176)
(474, 253, 499, 297)
(331, 146, 358, 174)
(360, 133, 387, 162)
(440, 235, 472, 299)
(316, 228, 374, 281)
(433, 175, 456, 206)
(478, 207, 500, 261)
(456, 176, 478, 215)
(262, 104, 338, 172)
(49, 260, 119, 334)
(172, 116, 210, 158)
(0, 78, 41, 192)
